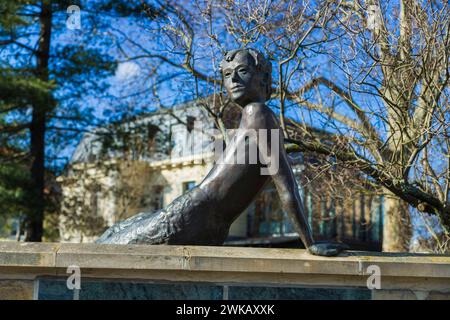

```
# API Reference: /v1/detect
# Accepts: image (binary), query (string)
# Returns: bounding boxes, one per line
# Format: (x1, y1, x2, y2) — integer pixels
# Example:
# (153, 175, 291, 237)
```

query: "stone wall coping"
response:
(0, 242, 449, 280)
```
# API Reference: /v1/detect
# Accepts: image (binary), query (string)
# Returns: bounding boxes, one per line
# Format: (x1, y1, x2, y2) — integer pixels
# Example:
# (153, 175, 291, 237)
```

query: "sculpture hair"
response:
(219, 48, 272, 101)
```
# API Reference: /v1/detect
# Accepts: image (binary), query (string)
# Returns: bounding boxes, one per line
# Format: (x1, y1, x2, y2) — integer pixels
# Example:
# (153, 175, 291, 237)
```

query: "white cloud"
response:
(115, 61, 141, 81)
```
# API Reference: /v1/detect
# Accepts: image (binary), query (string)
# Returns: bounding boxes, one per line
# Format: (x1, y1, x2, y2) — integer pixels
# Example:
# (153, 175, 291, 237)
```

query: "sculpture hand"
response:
(307, 241, 349, 257)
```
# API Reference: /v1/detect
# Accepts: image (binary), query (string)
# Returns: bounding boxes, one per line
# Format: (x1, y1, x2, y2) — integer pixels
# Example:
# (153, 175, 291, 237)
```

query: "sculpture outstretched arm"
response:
(269, 120, 347, 256)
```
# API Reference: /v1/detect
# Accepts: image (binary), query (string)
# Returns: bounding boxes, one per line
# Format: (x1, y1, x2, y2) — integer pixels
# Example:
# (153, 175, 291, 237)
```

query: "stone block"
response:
(37, 278, 223, 300)
(0, 280, 34, 300)
(0, 242, 59, 268)
(227, 285, 371, 300)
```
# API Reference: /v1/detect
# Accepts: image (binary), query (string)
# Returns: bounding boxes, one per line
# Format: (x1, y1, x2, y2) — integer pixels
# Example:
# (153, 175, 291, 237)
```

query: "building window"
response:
(151, 185, 164, 210)
(147, 124, 160, 152)
(90, 184, 101, 217)
(183, 181, 196, 193)
(246, 183, 295, 239)
(186, 116, 196, 133)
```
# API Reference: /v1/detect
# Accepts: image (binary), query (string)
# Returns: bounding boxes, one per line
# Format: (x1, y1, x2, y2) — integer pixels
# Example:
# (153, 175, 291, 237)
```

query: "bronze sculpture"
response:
(96, 48, 346, 256)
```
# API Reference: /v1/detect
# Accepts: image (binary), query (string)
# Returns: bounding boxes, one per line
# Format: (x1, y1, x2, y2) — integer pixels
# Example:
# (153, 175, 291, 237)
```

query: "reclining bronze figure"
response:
(96, 48, 346, 256)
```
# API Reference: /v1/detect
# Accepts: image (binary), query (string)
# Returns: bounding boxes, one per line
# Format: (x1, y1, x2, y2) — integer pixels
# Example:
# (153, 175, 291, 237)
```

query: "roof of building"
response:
(68, 95, 345, 169)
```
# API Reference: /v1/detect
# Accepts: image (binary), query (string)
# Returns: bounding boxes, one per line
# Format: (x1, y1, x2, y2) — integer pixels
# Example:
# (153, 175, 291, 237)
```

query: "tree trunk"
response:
(25, 0, 52, 242)
(382, 188, 412, 252)
(15, 217, 22, 242)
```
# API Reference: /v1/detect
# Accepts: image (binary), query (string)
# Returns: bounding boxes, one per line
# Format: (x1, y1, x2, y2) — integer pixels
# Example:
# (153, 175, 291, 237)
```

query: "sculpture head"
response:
(220, 48, 272, 107)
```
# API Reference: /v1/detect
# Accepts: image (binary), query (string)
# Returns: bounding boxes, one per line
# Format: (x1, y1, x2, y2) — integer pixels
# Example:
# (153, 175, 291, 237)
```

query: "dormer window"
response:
(147, 124, 160, 151)
(186, 116, 196, 133)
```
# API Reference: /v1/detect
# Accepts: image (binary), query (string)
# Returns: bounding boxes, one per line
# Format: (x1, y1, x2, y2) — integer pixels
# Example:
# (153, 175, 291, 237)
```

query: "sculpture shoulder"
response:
(242, 102, 278, 129)
(243, 102, 270, 116)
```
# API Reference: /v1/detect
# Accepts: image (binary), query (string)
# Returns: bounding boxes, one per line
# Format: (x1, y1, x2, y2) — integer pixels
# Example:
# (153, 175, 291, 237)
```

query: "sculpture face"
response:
(222, 51, 266, 107)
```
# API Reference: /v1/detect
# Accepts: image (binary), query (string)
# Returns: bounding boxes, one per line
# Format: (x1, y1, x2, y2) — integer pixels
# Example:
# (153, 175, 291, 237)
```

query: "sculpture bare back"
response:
(96, 48, 346, 256)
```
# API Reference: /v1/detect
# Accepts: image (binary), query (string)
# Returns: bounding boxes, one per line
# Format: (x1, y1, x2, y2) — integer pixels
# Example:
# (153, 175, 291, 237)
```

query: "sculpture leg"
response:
(96, 210, 169, 245)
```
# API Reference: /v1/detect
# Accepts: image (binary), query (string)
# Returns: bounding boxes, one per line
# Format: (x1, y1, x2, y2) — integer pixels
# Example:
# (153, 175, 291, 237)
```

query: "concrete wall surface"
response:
(0, 242, 449, 300)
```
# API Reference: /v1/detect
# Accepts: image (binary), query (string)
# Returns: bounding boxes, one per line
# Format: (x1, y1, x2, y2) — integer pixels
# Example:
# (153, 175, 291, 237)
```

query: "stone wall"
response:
(0, 242, 449, 300)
